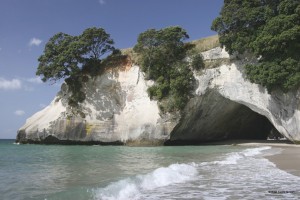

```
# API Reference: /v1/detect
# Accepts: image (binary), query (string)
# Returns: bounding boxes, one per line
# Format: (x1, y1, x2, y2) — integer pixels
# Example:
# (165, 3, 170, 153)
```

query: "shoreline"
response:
(265, 147, 300, 177)
(227, 140, 300, 177)
(7, 138, 300, 177)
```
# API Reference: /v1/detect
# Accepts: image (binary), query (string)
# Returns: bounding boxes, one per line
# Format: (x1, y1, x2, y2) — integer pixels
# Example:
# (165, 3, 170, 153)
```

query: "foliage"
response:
(212, 0, 300, 91)
(79, 27, 115, 61)
(65, 76, 86, 107)
(245, 58, 300, 91)
(36, 27, 119, 108)
(133, 26, 196, 111)
(81, 49, 127, 76)
(36, 32, 81, 83)
(37, 27, 115, 83)
(190, 54, 205, 70)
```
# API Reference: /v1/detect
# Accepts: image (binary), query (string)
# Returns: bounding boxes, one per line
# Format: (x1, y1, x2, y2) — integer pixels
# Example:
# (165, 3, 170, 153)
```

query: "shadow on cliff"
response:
(165, 89, 281, 145)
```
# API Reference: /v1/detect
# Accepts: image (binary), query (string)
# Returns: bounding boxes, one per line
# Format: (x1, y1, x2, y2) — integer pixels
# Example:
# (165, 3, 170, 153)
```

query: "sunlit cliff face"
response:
(17, 47, 300, 144)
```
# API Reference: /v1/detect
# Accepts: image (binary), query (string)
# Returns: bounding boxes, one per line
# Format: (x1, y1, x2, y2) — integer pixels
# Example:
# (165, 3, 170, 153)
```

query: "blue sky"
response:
(0, 0, 223, 139)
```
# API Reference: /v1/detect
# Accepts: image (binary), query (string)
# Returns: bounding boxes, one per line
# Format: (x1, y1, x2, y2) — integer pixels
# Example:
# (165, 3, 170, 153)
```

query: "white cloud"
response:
(99, 0, 105, 5)
(0, 77, 45, 91)
(27, 77, 43, 84)
(0, 78, 22, 90)
(14, 110, 25, 116)
(29, 38, 42, 47)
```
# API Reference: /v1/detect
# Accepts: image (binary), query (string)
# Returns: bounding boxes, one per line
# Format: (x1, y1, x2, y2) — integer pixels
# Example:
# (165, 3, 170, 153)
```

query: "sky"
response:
(0, 0, 223, 139)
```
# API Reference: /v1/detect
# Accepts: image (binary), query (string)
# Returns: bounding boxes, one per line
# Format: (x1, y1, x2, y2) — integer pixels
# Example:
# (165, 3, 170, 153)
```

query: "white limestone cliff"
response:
(17, 65, 176, 144)
(195, 47, 300, 141)
(17, 47, 300, 144)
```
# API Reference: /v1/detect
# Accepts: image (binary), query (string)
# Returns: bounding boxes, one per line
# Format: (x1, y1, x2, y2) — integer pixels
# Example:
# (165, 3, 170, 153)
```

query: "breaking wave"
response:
(213, 146, 271, 165)
(93, 147, 272, 200)
(93, 163, 198, 200)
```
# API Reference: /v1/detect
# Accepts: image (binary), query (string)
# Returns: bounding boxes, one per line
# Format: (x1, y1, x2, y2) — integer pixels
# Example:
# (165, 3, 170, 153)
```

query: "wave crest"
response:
(93, 163, 198, 200)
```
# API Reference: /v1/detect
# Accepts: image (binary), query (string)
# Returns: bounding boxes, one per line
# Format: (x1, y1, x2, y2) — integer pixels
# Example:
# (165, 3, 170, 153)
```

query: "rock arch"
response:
(167, 53, 300, 144)
(167, 90, 279, 144)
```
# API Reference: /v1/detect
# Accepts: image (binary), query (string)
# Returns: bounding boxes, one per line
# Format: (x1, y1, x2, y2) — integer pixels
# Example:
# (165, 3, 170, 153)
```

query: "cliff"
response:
(16, 47, 300, 144)
(17, 61, 177, 145)
(169, 48, 300, 144)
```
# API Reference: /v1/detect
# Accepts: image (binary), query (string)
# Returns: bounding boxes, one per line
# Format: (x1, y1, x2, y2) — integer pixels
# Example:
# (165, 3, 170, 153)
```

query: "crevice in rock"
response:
(165, 89, 281, 145)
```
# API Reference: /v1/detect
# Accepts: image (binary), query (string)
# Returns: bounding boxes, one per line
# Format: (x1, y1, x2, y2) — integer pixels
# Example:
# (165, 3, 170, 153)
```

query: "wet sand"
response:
(232, 140, 300, 177)
(266, 147, 300, 177)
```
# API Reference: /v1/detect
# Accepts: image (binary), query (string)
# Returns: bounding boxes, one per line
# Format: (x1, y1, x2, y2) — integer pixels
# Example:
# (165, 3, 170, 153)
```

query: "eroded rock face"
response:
(167, 89, 273, 144)
(168, 47, 300, 143)
(16, 66, 177, 144)
(16, 47, 300, 144)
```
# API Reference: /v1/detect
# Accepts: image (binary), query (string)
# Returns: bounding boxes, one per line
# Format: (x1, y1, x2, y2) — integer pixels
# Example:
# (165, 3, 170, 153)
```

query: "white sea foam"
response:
(241, 146, 271, 157)
(213, 146, 271, 165)
(93, 163, 198, 200)
(213, 152, 243, 165)
(93, 146, 299, 200)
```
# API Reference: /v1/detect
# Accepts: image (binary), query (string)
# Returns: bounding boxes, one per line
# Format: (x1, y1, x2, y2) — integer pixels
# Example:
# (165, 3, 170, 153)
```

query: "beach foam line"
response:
(92, 163, 198, 200)
(93, 147, 272, 200)
(242, 146, 271, 157)
(195, 146, 272, 167)
(213, 146, 272, 165)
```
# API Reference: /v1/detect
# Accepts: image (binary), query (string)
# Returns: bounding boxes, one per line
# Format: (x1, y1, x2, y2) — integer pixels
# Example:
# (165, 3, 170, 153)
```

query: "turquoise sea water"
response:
(0, 139, 299, 200)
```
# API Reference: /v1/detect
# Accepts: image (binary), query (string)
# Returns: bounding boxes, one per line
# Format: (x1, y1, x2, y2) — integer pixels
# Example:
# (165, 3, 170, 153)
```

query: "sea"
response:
(0, 139, 299, 200)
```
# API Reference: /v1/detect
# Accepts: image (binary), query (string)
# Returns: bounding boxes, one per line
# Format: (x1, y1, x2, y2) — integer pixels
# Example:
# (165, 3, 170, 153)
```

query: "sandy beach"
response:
(204, 139, 300, 177)
(233, 140, 300, 177)
(266, 146, 300, 177)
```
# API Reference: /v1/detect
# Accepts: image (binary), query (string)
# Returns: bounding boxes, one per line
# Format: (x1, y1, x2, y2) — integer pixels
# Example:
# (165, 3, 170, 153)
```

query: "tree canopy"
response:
(36, 27, 117, 108)
(212, 0, 300, 91)
(36, 27, 115, 83)
(133, 26, 197, 111)
(36, 26, 203, 112)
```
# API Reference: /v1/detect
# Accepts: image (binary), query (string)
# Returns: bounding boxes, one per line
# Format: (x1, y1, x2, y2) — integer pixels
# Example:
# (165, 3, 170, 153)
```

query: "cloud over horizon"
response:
(0, 78, 22, 90)
(27, 77, 43, 84)
(0, 76, 45, 91)
(29, 38, 42, 47)
(14, 110, 25, 116)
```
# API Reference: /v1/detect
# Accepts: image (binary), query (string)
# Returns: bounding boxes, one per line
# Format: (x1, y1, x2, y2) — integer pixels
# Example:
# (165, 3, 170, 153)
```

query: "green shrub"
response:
(134, 26, 196, 112)
(212, 0, 300, 91)
(191, 54, 205, 70)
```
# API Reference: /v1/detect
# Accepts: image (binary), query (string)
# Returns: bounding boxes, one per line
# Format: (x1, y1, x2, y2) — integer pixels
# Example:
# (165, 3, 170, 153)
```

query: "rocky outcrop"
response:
(16, 65, 177, 145)
(168, 47, 300, 143)
(16, 47, 300, 144)
(166, 89, 273, 145)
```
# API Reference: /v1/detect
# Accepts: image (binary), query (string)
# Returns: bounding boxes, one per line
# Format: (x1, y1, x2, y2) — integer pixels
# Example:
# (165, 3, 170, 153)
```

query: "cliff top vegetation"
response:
(122, 35, 219, 64)
(35, 25, 216, 113)
(36, 27, 127, 108)
(212, 0, 300, 91)
(133, 26, 206, 112)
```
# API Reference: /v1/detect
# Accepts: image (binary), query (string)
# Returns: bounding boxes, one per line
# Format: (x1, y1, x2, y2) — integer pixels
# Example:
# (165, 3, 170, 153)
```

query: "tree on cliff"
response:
(36, 27, 115, 83)
(211, 0, 300, 91)
(133, 26, 195, 111)
(36, 27, 117, 108)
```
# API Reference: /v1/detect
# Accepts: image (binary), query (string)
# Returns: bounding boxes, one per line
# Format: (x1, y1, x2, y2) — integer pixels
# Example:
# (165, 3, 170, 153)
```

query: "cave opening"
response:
(166, 90, 285, 145)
